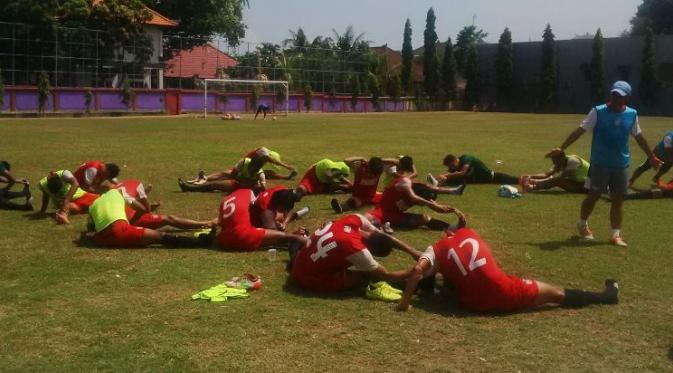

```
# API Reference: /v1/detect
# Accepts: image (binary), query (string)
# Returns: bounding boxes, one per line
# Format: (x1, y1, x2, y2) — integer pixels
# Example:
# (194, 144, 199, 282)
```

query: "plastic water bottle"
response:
(293, 207, 310, 220)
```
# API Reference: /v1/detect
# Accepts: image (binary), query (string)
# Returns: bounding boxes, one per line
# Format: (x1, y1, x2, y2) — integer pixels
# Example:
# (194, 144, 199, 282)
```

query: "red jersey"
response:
(352, 161, 381, 200)
(292, 215, 368, 279)
(250, 185, 288, 227)
(218, 189, 256, 231)
(74, 161, 106, 188)
(379, 176, 414, 216)
(427, 228, 537, 312)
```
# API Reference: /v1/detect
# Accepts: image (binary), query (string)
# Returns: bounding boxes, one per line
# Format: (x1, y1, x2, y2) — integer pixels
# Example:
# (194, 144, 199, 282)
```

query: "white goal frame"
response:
(203, 79, 289, 118)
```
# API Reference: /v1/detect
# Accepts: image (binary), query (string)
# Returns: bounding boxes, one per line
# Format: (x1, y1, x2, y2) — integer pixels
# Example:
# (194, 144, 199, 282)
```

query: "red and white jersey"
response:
(250, 185, 287, 226)
(218, 189, 256, 231)
(422, 228, 510, 309)
(352, 161, 381, 199)
(378, 176, 414, 215)
(115, 179, 147, 220)
(293, 214, 378, 277)
(74, 161, 106, 187)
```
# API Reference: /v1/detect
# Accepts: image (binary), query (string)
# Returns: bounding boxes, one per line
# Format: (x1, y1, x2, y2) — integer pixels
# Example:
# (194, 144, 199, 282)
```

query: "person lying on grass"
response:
(287, 214, 422, 292)
(34, 170, 99, 224)
(0, 160, 33, 211)
(178, 156, 267, 194)
(397, 209, 619, 313)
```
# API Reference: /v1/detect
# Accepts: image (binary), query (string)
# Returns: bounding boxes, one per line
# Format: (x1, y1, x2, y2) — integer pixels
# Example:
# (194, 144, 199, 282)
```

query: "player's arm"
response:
(444, 164, 470, 180)
(400, 180, 452, 213)
(265, 155, 295, 171)
(397, 258, 432, 311)
(389, 235, 422, 260)
(60, 176, 80, 214)
(259, 209, 279, 230)
(127, 199, 148, 225)
(343, 157, 366, 168)
(1, 169, 16, 189)
(37, 191, 50, 214)
(634, 132, 662, 169)
(381, 158, 399, 165)
(368, 265, 414, 283)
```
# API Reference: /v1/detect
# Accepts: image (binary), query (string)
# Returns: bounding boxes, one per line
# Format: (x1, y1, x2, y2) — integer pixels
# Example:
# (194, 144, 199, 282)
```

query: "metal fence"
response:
(0, 21, 373, 94)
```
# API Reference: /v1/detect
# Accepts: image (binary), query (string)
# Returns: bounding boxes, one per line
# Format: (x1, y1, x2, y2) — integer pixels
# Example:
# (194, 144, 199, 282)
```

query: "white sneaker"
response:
(427, 173, 439, 187)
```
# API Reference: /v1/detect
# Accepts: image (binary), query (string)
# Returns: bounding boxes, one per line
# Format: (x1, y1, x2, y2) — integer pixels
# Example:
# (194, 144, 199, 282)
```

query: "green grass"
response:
(1, 112, 672, 372)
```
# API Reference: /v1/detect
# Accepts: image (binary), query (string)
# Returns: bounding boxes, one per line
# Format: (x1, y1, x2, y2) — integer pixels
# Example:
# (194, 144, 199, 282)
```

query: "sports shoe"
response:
(382, 222, 394, 234)
(427, 173, 439, 187)
(178, 178, 188, 192)
(366, 281, 402, 302)
(198, 170, 206, 181)
(330, 198, 342, 213)
(287, 170, 298, 180)
(577, 223, 594, 240)
(610, 235, 628, 247)
(453, 183, 466, 196)
(603, 279, 619, 304)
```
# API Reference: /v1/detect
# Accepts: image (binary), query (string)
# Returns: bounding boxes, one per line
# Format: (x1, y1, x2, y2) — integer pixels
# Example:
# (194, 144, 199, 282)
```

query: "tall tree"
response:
(540, 24, 557, 109)
(463, 44, 481, 109)
(440, 36, 457, 103)
(454, 25, 488, 75)
(422, 7, 440, 101)
(350, 75, 361, 110)
(284, 27, 308, 51)
(148, 0, 248, 49)
(401, 18, 414, 95)
(630, 0, 673, 35)
(639, 27, 660, 108)
(590, 28, 606, 105)
(367, 72, 381, 110)
(494, 28, 514, 108)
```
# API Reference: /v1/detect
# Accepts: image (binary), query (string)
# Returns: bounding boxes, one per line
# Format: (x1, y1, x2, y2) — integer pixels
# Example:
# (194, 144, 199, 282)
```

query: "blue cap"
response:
(610, 81, 632, 97)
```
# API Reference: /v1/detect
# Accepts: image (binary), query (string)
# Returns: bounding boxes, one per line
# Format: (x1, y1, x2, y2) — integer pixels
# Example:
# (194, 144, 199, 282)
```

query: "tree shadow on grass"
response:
(527, 236, 605, 251)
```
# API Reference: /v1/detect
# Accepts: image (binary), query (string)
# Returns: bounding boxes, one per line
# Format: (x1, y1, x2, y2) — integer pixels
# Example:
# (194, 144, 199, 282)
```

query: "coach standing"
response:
(552, 81, 661, 247)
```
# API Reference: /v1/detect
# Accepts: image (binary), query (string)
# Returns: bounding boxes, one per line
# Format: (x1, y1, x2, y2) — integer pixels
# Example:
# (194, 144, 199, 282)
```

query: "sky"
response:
(241, 0, 642, 50)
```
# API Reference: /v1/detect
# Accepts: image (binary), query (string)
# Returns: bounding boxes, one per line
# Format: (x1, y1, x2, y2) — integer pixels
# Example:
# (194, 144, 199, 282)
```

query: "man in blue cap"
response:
(551, 81, 662, 247)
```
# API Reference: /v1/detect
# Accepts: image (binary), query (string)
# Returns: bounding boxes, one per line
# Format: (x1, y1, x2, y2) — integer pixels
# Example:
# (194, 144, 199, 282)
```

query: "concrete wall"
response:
(477, 35, 673, 115)
(0, 87, 413, 114)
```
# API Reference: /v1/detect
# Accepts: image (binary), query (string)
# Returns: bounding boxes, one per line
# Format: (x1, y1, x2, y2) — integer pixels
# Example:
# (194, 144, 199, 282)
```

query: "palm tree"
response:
(283, 28, 309, 52)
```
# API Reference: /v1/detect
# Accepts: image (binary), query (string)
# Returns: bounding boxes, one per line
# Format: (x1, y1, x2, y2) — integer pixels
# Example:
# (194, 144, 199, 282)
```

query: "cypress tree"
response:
(422, 8, 440, 101)
(639, 27, 660, 108)
(401, 19, 414, 95)
(495, 28, 514, 108)
(540, 24, 557, 109)
(590, 28, 605, 105)
(440, 36, 457, 104)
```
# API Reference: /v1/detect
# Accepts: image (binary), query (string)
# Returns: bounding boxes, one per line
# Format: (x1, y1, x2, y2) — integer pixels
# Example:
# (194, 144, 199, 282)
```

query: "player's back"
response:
(379, 176, 412, 213)
(293, 215, 366, 276)
(432, 228, 509, 308)
(218, 189, 255, 231)
(74, 160, 104, 185)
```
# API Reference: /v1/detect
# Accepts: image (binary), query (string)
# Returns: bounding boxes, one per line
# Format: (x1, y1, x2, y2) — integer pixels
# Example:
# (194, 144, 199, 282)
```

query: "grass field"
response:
(1, 112, 672, 372)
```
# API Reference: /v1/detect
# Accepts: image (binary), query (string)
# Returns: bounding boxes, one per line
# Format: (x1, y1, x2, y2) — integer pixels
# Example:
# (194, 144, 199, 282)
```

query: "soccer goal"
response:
(203, 79, 290, 118)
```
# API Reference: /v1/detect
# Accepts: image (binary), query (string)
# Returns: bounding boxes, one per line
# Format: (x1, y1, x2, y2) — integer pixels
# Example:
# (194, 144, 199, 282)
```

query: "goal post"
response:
(203, 78, 289, 118)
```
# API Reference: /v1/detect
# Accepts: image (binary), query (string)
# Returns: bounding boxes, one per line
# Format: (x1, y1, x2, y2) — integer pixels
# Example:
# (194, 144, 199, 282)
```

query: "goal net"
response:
(203, 78, 289, 118)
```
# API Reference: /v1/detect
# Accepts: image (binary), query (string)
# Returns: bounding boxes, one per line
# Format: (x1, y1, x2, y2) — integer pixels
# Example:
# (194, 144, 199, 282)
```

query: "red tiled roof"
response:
(92, 0, 177, 27)
(372, 45, 424, 82)
(164, 44, 239, 78)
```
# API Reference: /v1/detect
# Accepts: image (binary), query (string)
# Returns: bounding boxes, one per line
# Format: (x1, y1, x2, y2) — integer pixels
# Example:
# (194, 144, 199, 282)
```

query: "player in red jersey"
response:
(116, 179, 213, 230)
(330, 157, 388, 213)
(249, 185, 305, 231)
(216, 189, 308, 251)
(367, 174, 454, 230)
(289, 214, 422, 292)
(74, 161, 120, 193)
(397, 210, 619, 312)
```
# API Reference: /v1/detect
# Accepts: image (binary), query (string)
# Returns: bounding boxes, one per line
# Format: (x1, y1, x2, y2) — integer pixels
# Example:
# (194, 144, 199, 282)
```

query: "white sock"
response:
(612, 229, 621, 238)
(578, 219, 588, 227)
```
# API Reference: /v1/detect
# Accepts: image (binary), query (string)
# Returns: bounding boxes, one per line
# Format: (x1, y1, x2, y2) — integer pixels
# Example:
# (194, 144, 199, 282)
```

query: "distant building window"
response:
(659, 63, 673, 82)
(617, 65, 631, 81)
(580, 64, 591, 81)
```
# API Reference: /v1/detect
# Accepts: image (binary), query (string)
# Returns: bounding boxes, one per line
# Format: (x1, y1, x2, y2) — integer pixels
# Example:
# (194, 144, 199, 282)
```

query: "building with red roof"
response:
(164, 44, 238, 80)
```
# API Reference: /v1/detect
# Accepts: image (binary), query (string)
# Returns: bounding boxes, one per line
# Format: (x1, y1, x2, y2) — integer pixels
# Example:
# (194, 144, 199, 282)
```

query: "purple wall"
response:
(1, 88, 412, 114)
(59, 91, 88, 111)
(135, 92, 165, 111)
(99, 92, 128, 111)
(1, 93, 8, 111)
(15, 91, 53, 111)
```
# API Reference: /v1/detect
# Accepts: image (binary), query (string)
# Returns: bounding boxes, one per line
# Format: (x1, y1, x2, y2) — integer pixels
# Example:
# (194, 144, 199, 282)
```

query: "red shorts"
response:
(71, 192, 99, 213)
(291, 269, 347, 292)
(368, 207, 416, 227)
(217, 225, 266, 251)
(298, 167, 326, 194)
(133, 213, 165, 229)
(94, 220, 146, 248)
(353, 191, 382, 206)
(462, 275, 539, 312)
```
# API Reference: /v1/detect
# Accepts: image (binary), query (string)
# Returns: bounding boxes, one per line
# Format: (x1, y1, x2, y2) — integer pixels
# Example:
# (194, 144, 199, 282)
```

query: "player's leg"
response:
(343, 270, 373, 289)
(259, 229, 305, 248)
(331, 196, 359, 213)
(492, 172, 520, 185)
(533, 280, 619, 308)
(178, 179, 235, 193)
(624, 189, 659, 200)
(429, 184, 466, 195)
(608, 169, 628, 245)
(162, 214, 213, 229)
(0, 197, 33, 211)
(651, 162, 672, 184)
(628, 159, 651, 186)
(404, 213, 449, 230)
(578, 167, 607, 239)
(254, 107, 261, 119)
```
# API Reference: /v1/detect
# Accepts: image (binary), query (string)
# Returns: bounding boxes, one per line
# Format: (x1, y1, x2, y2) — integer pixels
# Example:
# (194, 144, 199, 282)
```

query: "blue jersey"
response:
(258, 104, 270, 112)
(590, 104, 638, 168)
(654, 131, 673, 159)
